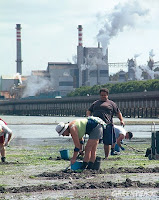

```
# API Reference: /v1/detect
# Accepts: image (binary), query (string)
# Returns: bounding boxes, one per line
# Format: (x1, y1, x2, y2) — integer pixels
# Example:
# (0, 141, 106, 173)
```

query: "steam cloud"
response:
(22, 75, 53, 98)
(14, 73, 22, 85)
(96, 1, 149, 54)
(149, 49, 155, 57)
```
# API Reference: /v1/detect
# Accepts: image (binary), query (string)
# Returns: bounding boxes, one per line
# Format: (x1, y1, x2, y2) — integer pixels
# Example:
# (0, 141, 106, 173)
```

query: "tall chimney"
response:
(77, 25, 83, 46)
(16, 24, 22, 74)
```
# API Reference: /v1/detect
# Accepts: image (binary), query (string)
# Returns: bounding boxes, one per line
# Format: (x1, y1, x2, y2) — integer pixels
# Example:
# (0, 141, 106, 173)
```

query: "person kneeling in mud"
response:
(56, 116, 105, 170)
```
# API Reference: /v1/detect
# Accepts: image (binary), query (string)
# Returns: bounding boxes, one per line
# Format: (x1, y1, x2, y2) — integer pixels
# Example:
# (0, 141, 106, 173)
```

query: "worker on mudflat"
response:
(56, 116, 105, 170)
(0, 118, 13, 162)
(111, 125, 133, 155)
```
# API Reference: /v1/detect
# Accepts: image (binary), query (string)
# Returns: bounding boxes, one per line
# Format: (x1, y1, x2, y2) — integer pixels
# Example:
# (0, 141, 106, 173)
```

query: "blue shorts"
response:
(103, 124, 116, 145)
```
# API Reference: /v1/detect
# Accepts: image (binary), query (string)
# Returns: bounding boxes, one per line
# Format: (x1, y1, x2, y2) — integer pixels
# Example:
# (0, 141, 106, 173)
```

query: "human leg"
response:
(83, 139, 98, 162)
(104, 144, 110, 159)
(103, 124, 116, 159)
(0, 136, 6, 162)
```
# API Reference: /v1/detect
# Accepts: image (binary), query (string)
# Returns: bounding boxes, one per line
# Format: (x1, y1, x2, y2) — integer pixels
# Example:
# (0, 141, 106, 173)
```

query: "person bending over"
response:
(0, 118, 13, 162)
(111, 125, 133, 155)
(56, 116, 105, 169)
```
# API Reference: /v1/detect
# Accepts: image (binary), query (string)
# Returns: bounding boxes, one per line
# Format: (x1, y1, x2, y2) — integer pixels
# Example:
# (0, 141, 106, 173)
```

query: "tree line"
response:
(67, 79, 159, 97)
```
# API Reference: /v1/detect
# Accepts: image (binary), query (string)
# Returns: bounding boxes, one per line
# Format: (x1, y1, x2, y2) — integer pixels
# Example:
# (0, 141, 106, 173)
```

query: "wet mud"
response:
(0, 167, 159, 194)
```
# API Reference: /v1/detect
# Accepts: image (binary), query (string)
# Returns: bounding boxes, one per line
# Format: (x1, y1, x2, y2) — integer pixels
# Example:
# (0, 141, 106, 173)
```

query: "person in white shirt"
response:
(0, 119, 13, 162)
(111, 125, 133, 155)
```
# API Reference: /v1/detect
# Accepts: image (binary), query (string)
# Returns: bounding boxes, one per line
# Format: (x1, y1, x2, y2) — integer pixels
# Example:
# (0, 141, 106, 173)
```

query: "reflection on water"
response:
(1, 115, 158, 139)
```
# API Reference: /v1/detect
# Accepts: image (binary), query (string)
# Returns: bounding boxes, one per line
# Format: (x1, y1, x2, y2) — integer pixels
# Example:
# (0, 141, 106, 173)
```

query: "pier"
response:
(0, 91, 159, 118)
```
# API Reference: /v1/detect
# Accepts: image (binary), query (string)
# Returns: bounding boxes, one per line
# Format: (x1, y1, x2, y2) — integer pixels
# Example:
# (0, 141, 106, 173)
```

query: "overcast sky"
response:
(0, 0, 159, 77)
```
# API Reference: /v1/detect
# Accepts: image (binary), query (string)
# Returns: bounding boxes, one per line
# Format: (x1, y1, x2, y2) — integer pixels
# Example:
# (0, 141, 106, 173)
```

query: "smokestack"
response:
(16, 24, 22, 74)
(77, 25, 83, 46)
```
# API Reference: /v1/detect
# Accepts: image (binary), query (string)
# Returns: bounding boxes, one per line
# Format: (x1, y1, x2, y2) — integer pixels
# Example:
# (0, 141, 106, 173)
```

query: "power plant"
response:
(0, 24, 159, 99)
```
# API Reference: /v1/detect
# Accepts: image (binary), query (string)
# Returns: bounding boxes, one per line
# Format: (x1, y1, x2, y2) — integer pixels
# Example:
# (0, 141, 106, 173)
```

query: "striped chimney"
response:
(16, 24, 22, 74)
(77, 25, 83, 46)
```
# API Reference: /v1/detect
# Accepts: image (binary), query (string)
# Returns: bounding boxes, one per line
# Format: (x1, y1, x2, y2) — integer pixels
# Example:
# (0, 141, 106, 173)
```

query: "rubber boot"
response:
(1, 157, 6, 163)
(81, 161, 88, 170)
(87, 162, 94, 170)
(111, 148, 115, 155)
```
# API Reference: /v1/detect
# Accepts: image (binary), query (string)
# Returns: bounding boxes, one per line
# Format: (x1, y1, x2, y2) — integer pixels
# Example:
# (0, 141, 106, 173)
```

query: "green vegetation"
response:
(67, 79, 159, 97)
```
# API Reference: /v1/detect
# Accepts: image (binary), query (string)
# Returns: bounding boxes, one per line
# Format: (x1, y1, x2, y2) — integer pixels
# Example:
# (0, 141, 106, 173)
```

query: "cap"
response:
(56, 122, 69, 136)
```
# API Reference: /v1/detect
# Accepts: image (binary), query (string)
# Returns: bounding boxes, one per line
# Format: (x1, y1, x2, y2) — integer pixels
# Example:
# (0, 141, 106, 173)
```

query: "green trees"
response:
(67, 79, 159, 97)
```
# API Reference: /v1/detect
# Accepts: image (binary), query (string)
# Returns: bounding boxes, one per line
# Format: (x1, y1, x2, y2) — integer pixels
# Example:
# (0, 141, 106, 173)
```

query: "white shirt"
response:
(114, 125, 126, 139)
(0, 120, 12, 137)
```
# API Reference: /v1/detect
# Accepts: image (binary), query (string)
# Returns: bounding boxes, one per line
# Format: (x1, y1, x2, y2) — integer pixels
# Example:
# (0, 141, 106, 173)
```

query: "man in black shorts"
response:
(86, 88, 125, 159)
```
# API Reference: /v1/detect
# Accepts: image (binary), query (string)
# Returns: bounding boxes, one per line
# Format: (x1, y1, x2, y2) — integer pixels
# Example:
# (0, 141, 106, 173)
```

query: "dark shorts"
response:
(103, 124, 116, 145)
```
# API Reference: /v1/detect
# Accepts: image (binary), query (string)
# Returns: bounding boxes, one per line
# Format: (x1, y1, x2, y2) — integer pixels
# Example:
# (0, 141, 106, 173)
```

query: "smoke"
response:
(149, 49, 155, 57)
(134, 53, 141, 59)
(22, 75, 53, 98)
(81, 55, 107, 71)
(14, 73, 22, 85)
(96, 1, 149, 54)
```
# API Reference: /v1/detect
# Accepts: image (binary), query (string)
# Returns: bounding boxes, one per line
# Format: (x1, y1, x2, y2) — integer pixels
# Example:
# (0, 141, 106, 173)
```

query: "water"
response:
(1, 115, 158, 139)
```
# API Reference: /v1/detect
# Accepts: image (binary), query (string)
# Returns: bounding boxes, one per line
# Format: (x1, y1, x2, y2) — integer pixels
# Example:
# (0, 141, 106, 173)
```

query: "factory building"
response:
(39, 25, 109, 96)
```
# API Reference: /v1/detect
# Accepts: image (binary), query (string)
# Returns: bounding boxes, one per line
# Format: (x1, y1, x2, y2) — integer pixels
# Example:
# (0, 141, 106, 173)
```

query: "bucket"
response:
(115, 144, 120, 152)
(60, 149, 69, 160)
(71, 161, 83, 170)
(93, 156, 101, 170)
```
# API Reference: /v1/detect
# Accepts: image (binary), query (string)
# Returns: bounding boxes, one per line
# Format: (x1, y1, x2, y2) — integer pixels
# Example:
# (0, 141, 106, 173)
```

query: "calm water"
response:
(1, 115, 159, 139)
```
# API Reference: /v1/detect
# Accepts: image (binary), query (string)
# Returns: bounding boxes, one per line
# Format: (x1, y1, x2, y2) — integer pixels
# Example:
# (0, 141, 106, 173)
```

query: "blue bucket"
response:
(60, 149, 69, 160)
(71, 161, 83, 170)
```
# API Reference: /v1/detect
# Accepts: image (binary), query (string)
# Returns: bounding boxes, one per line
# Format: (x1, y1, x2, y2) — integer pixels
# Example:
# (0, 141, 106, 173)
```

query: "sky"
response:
(0, 0, 159, 77)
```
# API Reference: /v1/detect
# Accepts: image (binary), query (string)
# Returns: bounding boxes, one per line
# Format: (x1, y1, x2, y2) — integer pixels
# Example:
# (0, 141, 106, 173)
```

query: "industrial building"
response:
(1, 24, 159, 99)
(30, 25, 109, 97)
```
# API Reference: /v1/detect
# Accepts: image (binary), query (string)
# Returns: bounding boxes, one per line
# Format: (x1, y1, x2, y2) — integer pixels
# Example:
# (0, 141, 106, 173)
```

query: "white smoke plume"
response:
(81, 55, 107, 71)
(134, 53, 142, 59)
(14, 73, 22, 85)
(96, 1, 149, 54)
(22, 75, 53, 98)
(149, 49, 155, 57)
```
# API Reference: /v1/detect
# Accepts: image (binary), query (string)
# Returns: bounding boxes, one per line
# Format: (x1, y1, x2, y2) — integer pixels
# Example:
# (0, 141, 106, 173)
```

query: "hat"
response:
(56, 122, 69, 136)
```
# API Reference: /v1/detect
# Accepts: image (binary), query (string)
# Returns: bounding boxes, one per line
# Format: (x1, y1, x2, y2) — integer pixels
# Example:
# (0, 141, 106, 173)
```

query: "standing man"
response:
(86, 88, 125, 159)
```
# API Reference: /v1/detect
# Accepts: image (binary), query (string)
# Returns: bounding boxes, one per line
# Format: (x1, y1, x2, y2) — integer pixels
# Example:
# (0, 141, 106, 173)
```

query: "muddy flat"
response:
(0, 137, 159, 200)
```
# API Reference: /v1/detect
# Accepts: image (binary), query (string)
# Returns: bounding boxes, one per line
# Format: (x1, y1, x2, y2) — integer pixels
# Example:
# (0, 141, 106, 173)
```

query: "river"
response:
(1, 115, 159, 139)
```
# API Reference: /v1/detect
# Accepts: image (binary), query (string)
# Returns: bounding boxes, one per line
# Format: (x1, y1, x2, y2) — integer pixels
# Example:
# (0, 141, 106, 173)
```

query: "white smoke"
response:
(14, 73, 22, 85)
(96, 1, 149, 54)
(134, 53, 142, 59)
(133, 66, 143, 80)
(22, 75, 53, 98)
(149, 49, 155, 57)
(81, 55, 107, 71)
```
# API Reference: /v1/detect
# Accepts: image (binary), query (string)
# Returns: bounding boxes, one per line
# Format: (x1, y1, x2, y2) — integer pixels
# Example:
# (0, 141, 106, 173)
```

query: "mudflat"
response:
(0, 137, 159, 200)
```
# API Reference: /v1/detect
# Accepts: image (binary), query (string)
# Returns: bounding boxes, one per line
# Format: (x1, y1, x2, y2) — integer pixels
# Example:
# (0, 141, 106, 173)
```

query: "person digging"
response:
(56, 116, 105, 170)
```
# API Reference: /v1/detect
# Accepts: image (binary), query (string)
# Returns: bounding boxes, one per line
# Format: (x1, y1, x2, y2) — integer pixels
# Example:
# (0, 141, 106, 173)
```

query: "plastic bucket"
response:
(71, 161, 83, 170)
(93, 156, 101, 170)
(115, 144, 120, 152)
(60, 149, 69, 160)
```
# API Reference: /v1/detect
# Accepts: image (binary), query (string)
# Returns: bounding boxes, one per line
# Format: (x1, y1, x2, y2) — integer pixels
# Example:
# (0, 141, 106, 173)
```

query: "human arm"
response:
(1, 124, 12, 146)
(86, 110, 91, 117)
(116, 134, 124, 149)
(117, 112, 125, 126)
(69, 122, 81, 164)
